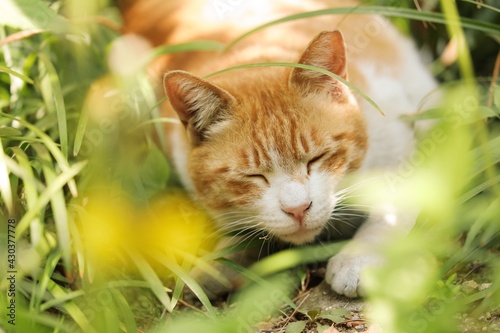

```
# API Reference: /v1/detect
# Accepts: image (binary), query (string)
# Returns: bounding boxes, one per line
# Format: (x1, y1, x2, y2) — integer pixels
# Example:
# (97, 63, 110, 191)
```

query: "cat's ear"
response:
(164, 70, 235, 143)
(290, 30, 347, 94)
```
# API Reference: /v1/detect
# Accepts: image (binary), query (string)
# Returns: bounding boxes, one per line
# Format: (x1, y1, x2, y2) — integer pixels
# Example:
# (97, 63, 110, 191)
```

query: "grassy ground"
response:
(0, 0, 499, 332)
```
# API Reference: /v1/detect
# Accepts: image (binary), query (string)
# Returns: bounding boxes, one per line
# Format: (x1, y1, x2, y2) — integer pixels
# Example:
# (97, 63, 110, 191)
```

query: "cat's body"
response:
(120, 0, 437, 297)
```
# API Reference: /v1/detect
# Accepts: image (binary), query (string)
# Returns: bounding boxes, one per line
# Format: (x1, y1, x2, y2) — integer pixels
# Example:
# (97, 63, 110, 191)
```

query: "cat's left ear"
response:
(164, 70, 235, 144)
(290, 30, 347, 94)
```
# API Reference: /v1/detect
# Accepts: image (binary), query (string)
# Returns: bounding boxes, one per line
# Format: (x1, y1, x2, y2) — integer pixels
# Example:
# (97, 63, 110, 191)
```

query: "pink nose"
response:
(281, 202, 311, 224)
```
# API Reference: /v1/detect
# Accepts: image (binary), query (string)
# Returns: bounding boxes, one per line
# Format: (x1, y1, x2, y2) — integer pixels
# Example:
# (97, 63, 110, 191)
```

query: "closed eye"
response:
(307, 152, 327, 174)
(246, 174, 269, 185)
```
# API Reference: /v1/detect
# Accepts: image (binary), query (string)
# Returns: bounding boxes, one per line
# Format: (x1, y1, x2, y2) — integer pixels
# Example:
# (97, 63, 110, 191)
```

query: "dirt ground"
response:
(255, 267, 499, 333)
(136, 265, 499, 333)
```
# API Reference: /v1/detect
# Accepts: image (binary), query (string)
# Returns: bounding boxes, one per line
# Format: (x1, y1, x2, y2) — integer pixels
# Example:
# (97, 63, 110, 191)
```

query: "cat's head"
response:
(164, 31, 367, 244)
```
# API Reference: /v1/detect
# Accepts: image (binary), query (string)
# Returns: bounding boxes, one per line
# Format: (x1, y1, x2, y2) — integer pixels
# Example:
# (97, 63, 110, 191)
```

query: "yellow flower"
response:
(140, 192, 217, 263)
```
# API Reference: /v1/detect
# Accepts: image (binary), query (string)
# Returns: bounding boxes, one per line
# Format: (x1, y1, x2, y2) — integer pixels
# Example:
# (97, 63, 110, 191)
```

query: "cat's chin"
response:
(275, 225, 324, 245)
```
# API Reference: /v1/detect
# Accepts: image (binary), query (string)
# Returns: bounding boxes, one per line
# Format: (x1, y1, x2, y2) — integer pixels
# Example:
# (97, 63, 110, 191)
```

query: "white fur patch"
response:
(279, 180, 310, 209)
(256, 170, 338, 244)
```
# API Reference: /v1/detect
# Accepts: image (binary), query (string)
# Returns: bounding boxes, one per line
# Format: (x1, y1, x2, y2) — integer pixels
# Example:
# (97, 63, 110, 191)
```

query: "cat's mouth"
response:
(273, 225, 324, 245)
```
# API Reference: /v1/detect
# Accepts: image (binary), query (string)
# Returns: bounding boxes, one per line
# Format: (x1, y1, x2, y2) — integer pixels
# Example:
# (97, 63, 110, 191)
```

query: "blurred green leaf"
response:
(0, 64, 34, 84)
(0, 0, 69, 33)
(0, 126, 23, 137)
(318, 324, 333, 332)
(306, 308, 321, 321)
(320, 308, 351, 324)
(39, 53, 68, 159)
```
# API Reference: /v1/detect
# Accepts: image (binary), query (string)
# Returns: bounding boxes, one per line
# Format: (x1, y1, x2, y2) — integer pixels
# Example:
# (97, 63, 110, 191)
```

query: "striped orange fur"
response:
(120, 0, 437, 297)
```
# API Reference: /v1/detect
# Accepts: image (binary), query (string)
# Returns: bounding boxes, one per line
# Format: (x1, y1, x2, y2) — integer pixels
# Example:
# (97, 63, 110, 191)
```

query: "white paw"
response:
(325, 250, 382, 298)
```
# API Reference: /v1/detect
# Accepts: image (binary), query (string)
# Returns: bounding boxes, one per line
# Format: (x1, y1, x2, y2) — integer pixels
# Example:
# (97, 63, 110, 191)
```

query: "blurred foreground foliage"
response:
(0, 0, 499, 332)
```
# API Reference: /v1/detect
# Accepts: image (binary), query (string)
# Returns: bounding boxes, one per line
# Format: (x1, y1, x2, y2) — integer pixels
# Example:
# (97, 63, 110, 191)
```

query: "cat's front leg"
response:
(325, 207, 417, 297)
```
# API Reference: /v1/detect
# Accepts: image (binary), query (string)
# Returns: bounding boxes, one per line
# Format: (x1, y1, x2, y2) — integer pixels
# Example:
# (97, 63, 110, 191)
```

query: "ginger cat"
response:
(119, 0, 437, 297)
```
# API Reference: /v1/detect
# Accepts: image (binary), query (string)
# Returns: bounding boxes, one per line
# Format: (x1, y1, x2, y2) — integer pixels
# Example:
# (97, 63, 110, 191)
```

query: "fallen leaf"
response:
(321, 325, 340, 333)
(320, 308, 351, 323)
(285, 320, 307, 333)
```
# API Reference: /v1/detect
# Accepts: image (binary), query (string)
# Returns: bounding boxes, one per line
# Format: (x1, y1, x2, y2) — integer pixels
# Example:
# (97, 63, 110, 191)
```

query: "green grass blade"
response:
(39, 53, 68, 159)
(68, 209, 86, 280)
(250, 241, 346, 277)
(101, 303, 121, 333)
(46, 279, 98, 333)
(460, 0, 500, 14)
(219, 258, 297, 301)
(41, 280, 160, 312)
(174, 249, 231, 287)
(151, 250, 216, 318)
(0, 137, 13, 214)
(33, 144, 72, 271)
(170, 278, 185, 312)
(30, 248, 62, 312)
(110, 289, 139, 333)
(463, 197, 500, 250)
(441, 0, 499, 196)
(216, 258, 268, 285)
(11, 147, 44, 245)
(0, 64, 34, 84)
(127, 250, 174, 312)
(206, 62, 384, 115)
(217, 258, 297, 309)
(441, 0, 475, 80)
(149, 111, 170, 154)
(462, 289, 492, 305)
(15, 159, 87, 239)
(148, 40, 225, 62)
(202, 238, 262, 262)
(0, 111, 78, 196)
(132, 117, 181, 131)
(1, 136, 48, 143)
(226, 6, 500, 50)
(40, 290, 85, 312)
(459, 175, 500, 203)
(469, 136, 500, 180)
(73, 97, 90, 156)
(0, 153, 29, 180)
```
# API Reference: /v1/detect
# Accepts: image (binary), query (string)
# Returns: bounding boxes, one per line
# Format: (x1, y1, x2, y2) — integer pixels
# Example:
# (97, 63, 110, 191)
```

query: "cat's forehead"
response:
(215, 81, 359, 171)
(232, 106, 330, 171)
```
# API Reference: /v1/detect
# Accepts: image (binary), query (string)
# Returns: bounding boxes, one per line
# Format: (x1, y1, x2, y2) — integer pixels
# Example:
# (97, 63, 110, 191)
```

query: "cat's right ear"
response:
(290, 30, 348, 96)
(163, 70, 235, 144)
